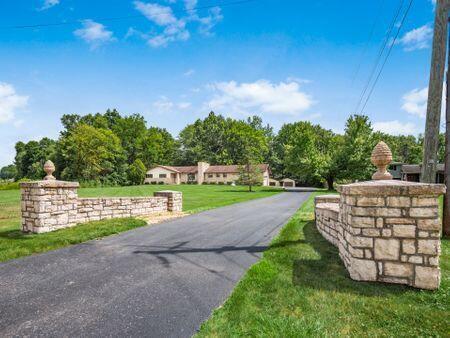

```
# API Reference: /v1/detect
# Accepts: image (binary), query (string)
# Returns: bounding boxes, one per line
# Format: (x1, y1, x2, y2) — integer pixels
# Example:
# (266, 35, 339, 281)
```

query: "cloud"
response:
(153, 96, 174, 112)
(206, 79, 314, 116)
(397, 24, 432, 51)
(401, 87, 428, 117)
(0, 82, 28, 124)
(184, 69, 195, 77)
(373, 120, 417, 135)
(39, 0, 59, 10)
(132, 1, 223, 47)
(178, 102, 191, 109)
(74, 20, 115, 49)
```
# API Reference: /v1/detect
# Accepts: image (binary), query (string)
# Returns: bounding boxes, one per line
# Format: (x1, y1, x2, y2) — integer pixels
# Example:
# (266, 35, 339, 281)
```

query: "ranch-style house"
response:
(144, 162, 271, 186)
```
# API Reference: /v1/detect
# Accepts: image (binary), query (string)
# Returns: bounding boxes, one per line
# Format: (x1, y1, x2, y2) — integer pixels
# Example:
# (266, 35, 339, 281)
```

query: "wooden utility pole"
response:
(444, 18, 450, 237)
(422, 0, 449, 183)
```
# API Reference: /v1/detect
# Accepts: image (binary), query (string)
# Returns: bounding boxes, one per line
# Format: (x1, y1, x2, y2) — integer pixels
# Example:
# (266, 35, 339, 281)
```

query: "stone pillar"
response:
(154, 191, 183, 212)
(337, 180, 445, 290)
(20, 180, 80, 233)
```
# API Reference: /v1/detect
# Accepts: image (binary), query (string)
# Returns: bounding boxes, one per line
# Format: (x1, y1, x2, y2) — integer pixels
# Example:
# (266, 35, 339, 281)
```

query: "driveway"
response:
(0, 191, 309, 337)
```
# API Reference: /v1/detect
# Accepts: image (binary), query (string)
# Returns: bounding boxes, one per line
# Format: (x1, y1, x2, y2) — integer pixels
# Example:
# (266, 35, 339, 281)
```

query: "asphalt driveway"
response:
(0, 191, 309, 337)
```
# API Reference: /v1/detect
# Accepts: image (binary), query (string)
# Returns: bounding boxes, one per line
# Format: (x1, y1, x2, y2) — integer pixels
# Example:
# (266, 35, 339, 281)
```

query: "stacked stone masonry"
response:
(315, 180, 445, 290)
(20, 180, 182, 234)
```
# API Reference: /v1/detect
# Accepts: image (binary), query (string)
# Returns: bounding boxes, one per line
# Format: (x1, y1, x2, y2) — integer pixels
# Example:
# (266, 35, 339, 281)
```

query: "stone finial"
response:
(371, 141, 393, 180)
(43, 160, 56, 181)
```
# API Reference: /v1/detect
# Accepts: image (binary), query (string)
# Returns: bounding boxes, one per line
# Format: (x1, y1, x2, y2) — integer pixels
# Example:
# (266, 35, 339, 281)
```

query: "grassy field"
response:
(0, 184, 281, 262)
(197, 192, 450, 337)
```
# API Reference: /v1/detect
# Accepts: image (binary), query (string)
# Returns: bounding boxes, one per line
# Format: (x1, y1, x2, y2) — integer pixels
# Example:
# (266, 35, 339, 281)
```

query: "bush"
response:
(218, 182, 224, 185)
(0, 178, 31, 190)
(151, 181, 157, 185)
(158, 181, 164, 185)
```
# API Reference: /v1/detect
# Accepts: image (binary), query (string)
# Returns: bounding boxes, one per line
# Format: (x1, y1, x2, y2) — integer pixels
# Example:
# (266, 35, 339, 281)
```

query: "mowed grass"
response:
(0, 184, 281, 262)
(197, 192, 450, 337)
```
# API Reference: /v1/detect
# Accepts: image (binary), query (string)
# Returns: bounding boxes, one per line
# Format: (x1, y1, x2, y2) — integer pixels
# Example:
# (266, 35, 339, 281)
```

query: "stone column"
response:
(154, 191, 183, 212)
(337, 180, 445, 289)
(20, 180, 80, 233)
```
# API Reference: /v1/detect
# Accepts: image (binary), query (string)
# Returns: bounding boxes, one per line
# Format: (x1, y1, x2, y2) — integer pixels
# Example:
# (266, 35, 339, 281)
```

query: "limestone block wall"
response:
(76, 197, 168, 223)
(20, 181, 182, 234)
(315, 181, 445, 290)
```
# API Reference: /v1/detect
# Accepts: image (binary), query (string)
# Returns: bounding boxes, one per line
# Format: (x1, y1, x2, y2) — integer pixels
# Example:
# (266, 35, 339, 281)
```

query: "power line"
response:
(359, 0, 414, 114)
(0, 0, 256, 30)
(350, 0, 386, 85)
(353, 0, 405, 114)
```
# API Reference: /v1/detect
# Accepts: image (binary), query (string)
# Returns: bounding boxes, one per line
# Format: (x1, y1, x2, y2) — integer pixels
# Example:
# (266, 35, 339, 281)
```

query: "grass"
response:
(0, 184, 281, 262)
(197, 192, 450, 337)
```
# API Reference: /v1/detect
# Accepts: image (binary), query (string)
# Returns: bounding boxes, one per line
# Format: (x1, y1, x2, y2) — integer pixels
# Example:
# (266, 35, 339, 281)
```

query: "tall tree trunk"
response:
(326, 176, 334, 191)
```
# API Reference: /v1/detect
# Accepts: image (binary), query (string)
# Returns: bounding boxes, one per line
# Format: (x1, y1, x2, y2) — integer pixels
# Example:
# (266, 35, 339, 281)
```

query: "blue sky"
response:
(0, 0, 437, 166)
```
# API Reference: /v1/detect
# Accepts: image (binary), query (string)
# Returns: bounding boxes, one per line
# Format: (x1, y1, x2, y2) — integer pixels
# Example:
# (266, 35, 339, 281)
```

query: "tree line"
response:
(1, 110, 444, 189)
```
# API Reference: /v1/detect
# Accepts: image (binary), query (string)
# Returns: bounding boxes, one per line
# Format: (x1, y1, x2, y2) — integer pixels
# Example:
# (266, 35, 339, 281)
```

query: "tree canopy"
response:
(3, 109, 439, 188)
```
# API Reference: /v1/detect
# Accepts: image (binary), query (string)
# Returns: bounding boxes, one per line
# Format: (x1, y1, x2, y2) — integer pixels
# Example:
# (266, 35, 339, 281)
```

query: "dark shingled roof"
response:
(151, 164, 270, 175)
(401, 164, 444, 174)
(205, 164, 270, 174)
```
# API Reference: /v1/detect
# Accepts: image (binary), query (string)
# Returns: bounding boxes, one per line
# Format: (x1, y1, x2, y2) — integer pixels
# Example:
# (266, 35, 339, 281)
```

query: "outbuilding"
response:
(280, 178, 296, 188)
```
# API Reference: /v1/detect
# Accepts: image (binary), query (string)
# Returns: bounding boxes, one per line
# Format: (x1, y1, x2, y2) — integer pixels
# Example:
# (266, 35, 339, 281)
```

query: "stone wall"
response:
(315, 180, 445, 290)
(21, 180, 182, 234)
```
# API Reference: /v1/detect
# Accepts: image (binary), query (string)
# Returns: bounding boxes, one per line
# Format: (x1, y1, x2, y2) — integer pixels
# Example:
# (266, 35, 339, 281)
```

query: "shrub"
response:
(218, 182, 224, 185)
(151, 181, 157, 185)
(158, 181, 164, 185)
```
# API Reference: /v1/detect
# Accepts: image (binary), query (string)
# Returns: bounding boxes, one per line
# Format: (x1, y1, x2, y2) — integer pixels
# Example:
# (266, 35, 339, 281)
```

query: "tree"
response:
(0, 165, 17, 180)
(111, 114, 147, 164)
(138, 127, 178, 167)
(128, 159, 146, 185)
(14, 138, 57, 180)
(59, 124, 127, 183)
(238, 164, 263, 192)
(336, 115, 375, 182)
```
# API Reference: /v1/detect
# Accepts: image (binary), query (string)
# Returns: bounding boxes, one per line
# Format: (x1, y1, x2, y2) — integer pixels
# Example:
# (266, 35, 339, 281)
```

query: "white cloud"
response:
(397, 24, 433, 51)
(39, 0, 59, 10)
(184, 69, 195, 77)
(74, 20, 115, 49)
(133, 1, 223, 47)
(373, 120, 417, 135)
(401, 87, 428, 117)
(206, 79, 314, 116)
(153, 96, 174, 112)
(178, 102, 191, 109)
(0, 82, 28, 124)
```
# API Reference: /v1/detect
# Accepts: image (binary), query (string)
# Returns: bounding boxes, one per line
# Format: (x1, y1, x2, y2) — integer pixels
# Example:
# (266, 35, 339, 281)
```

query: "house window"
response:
(223, 174, 227, 178)
(188, 173, 196, 181)
(146, 174, 153, 178)
(159, 174, 167, 178)
(216, 174, 220, 178)
(391, 165, 397, 171)
(208, 174, 213, 178)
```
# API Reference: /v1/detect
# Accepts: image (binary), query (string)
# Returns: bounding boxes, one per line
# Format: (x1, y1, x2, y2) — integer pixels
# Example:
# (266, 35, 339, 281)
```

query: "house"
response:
(280, 178, 296, 188)
(388, 162, 404, 180)
(268, 178, 280, 187)
(144, 162, 271, 186)
(400, 163, 444, 183)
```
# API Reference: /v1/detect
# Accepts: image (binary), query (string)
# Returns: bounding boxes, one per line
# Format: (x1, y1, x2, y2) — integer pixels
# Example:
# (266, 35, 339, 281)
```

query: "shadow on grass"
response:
(293, 221, 412, 296)
(0, 229, 33, 240)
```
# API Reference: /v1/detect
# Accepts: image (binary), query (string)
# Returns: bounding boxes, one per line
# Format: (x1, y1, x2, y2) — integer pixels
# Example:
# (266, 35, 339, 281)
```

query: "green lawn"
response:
(197, 192, 450, 337)
(0, 184, 281, 262)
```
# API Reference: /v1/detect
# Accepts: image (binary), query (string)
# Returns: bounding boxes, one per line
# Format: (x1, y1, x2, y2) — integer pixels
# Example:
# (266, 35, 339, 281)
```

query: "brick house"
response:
(144, 162, 271, 186)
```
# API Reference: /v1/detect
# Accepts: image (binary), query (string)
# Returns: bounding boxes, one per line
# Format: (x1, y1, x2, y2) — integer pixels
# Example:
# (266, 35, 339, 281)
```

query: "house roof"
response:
(149, 163, 270, 175)
(205, 164, 270, 174)
(401, 164, 444, 174)
(280, 178, 295, 182)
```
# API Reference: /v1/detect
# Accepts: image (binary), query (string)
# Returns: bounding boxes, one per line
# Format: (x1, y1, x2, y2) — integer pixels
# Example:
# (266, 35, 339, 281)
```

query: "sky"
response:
(0, 0, 438, 167)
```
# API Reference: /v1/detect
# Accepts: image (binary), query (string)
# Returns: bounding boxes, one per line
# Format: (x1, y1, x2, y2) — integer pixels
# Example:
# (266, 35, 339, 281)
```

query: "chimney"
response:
(197, 162, 210, 185)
